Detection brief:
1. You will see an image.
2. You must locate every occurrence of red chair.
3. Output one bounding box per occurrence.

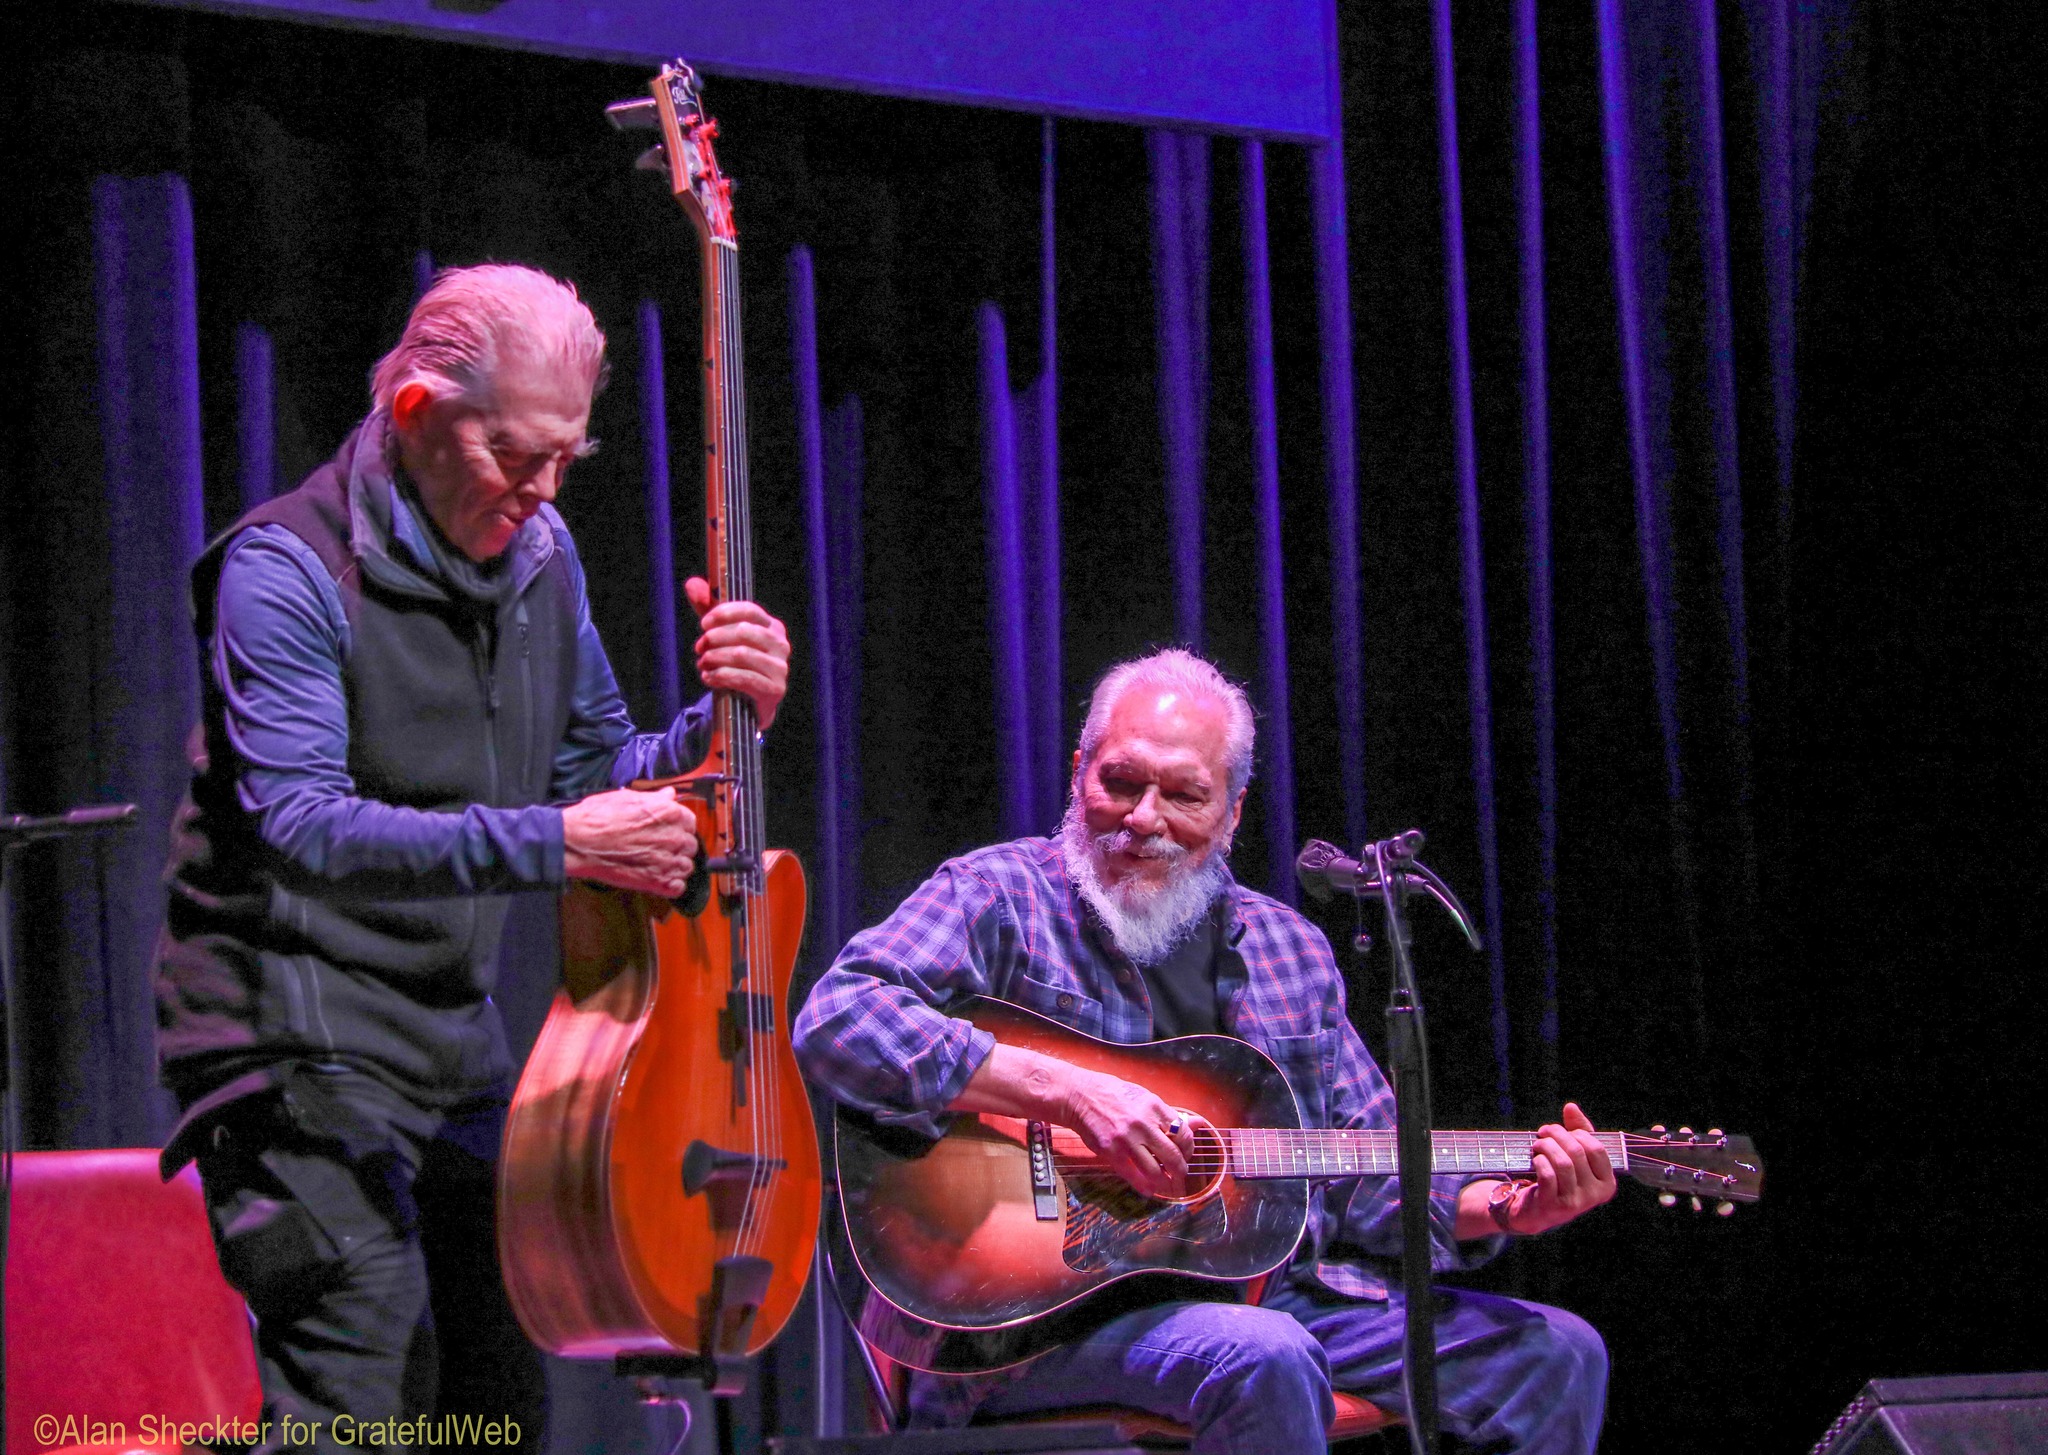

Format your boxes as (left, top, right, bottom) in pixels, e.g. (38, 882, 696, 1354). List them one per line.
(4, 1149, 263, 1455)
(769, 1246, 1398, 1454)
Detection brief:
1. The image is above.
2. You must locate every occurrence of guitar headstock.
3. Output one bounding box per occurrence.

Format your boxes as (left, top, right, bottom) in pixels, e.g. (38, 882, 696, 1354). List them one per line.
(1622, 1125, 1764, 1214)
(607, 59, 736, 244)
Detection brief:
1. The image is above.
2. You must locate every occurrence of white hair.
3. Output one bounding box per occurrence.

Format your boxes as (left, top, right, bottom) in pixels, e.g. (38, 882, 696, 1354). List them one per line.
(369, 263, 607, 412)
(1074, 648, 1256, 801)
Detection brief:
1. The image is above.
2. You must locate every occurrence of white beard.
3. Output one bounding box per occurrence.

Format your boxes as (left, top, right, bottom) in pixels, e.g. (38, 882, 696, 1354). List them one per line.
(1059, 795, 1233, 967)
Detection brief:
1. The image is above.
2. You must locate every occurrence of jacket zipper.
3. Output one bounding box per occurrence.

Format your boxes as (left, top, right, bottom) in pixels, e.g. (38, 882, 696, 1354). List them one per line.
(467, 612, 499, 965)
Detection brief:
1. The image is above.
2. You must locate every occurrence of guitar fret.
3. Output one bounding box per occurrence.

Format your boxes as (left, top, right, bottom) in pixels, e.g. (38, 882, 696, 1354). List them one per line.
(1225, 1128, 1629, 1180)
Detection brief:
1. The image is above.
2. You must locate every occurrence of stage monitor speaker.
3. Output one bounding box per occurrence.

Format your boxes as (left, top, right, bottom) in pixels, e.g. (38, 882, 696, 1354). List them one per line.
(1810, 1373, 2048, 1454)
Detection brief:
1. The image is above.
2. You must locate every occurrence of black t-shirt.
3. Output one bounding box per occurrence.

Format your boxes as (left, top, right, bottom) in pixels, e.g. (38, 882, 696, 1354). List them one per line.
(1139, 905, 1224, 1039)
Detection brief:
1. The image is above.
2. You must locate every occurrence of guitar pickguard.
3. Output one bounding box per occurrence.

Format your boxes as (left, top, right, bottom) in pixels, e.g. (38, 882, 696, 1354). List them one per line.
(1061, 1175, 1229, 1273)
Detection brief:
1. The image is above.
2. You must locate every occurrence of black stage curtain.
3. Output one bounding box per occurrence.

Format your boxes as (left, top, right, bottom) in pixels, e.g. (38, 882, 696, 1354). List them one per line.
(1, 3, 2041, 1450)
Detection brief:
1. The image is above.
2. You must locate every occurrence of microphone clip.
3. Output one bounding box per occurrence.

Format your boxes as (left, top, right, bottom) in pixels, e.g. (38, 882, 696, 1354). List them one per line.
(1294, 830, 1483, 952)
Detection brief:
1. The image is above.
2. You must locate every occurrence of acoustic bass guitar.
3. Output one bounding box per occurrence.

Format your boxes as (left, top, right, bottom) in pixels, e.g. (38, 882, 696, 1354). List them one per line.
(498, 61, 818, 1393)
(831, 996, 1763, 1374)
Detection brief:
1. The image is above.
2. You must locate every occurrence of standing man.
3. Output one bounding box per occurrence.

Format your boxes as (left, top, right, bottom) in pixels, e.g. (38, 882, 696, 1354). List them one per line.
(795, 648, 1612, 1454)
(155, 264, 791, 1447)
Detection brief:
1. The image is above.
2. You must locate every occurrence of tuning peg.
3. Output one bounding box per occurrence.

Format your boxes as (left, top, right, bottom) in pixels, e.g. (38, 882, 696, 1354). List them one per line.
(1677, 1126, 1695, 1139)
(1708, 1127, 1723, 1138)
(1650, 1124, 1668, 1139)
(1658, 1192, 1677, 1208)
(1689, 1196, 1703, 1212)
(608, 97, 660, 131)
(636, 145, 668, 173)
(1716, 1201, 1735, 1217)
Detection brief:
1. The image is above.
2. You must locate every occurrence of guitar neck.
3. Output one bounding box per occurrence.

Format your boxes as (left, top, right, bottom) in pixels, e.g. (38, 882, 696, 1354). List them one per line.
(1221, 1128, 1630, 1181)
(691, 135, 766, 888)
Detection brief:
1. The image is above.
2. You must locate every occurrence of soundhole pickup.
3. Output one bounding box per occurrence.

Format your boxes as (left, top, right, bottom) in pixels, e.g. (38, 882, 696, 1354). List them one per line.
(717, 990, 776, 1107)
(717, 990, 776, 1057)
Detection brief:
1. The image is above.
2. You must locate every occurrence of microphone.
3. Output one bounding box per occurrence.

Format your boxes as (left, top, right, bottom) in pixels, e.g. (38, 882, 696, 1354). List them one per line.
(1294, 832, 1425, 903)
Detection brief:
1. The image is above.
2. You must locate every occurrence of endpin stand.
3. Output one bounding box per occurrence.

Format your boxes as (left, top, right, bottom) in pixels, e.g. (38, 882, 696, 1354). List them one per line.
(614, 1256, 772, 1395)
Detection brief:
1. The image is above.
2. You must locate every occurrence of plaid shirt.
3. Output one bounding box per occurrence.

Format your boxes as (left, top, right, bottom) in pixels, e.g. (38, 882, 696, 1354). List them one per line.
(794, 836, 1500, 1303)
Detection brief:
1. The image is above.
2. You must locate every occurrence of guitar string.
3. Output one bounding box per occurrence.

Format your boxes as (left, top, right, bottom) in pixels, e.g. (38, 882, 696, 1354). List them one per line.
(735, 240, 782, 1265)
(722, 238, 782, 1266)
(706, 236, 759, 1262)
(721, 244, 753, 1262)
(1045, 1138, 1735, 1182)
(1043, 1133, 1666, 1168)
(1043, 1158, 1742, 1188)
(721, 242, 772, 1265)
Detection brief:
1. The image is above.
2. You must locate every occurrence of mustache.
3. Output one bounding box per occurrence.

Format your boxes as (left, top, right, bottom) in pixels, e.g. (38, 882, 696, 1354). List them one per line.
(1094, 829, 1189, 863)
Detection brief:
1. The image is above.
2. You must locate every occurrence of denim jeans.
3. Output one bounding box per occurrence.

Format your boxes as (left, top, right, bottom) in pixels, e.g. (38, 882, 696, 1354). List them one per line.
(969, 1282, 1607, 1455)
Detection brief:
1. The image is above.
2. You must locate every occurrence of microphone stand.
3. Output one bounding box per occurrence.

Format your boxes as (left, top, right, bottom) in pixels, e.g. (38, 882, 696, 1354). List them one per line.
(0, 803, 140, 1442)
(1334, 830, 1482, 1455)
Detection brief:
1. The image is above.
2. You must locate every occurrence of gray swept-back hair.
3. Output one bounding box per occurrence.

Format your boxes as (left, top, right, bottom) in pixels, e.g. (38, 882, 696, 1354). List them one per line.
(1074, 648, 1256, 801)
(369, 263, 607, 412)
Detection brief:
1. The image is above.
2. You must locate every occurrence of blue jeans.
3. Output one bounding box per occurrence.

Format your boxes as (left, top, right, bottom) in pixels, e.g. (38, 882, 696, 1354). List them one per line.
(968, 1283, 1606, 1455)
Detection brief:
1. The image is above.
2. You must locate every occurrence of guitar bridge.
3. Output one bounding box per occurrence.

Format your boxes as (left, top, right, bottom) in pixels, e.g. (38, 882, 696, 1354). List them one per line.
(1027, 1121, 1060, 1221)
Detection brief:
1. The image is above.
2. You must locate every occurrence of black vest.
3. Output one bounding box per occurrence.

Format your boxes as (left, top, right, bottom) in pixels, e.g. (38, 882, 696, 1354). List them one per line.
(155, 428, 580, 1105)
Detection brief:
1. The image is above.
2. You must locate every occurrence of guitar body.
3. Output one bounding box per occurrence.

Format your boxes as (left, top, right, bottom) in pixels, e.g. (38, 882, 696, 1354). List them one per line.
(500, 857, 819, 1359)
(833, 998, 1307, 1374)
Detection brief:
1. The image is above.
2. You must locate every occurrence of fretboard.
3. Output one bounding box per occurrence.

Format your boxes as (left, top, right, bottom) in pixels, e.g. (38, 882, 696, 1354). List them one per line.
(1220, 1128, 1630, 1180)
(704, 221, 766, 889)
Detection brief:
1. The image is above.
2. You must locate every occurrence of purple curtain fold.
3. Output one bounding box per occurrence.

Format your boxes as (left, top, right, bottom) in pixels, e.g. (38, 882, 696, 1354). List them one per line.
(1596, 0, 1738, 1056)
(789, 252, 837, 955)
(234, 321, 277, 513)
(1148, 130, 1211, 651)
(984, 126, 1066, 842)
(1031, 118, 1066, 828)
(979, 302, 1037, 840)
(636, 299, 683, 725)
(786, 244, 858, 1438)
(1240, 142, 1297, 909)
(790, 247, 866, 956)
(1511, 0, 1559, 1104)
(823, 396, 866, 897)
(26, 174, 211, 1148)
(1312, 138, 1366, 853)
(1431, 0, 1513, 1119)
(1691, 0, 1762, 937)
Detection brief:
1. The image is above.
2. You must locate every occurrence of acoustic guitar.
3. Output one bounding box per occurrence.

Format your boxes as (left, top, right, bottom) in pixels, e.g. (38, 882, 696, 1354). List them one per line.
(831, 996, 1763, 1374)
(497, 61, 819, 1392)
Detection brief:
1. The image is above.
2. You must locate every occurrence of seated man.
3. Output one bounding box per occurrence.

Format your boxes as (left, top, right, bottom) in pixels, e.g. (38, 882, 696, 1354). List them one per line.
(794, 648, 1612, 1455)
